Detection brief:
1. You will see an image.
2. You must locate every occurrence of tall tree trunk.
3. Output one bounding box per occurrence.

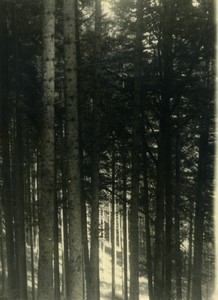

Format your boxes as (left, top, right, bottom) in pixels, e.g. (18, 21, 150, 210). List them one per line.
(60, 122, 69, 299)
(154, 1, 173, 299)
(122, 151, 128, 300)
(63, 0, 84, 298)
(129, 0, 143, 299)
(174, 124, 182, 300)
(187, 203, 193, 300)
(13, 4, 27, 297)
(54, 144, 60, 300)
(90, 0, 102, 299)
(37, 0, 55, 298)
(142, 148, 154, 300)
(0, 197, 6, 296)
(164, 135, 173, 300)
(0, 4, 17, 298)
(111, 146, 116, 300)
(192, 116, 209, 300)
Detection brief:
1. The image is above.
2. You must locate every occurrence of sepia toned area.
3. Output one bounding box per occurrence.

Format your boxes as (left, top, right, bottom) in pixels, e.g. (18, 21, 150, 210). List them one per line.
(0, 0, 216, 299)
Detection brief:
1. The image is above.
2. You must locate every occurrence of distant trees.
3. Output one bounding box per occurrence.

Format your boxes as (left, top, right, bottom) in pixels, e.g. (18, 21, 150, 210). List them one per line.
(0, 0, 215, 300)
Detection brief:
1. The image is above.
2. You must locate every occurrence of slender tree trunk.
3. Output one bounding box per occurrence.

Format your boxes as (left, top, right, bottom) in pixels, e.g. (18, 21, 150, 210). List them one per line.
(122, 151, 128, 300)
(14, 20, 28, 300)
(26, 137, 36, 300)
(187, 204, 193, 300)
(37, 0, 55, 298)
(0, 198, 6, 296)
(60, 122, 69, 299)
(90, 0, 102, 299)
(63, 0, 84, 298)
(154, 1, 173, 299)
(129, 0, 143, 299)
(192, 116, 209, 300)
(54, 145, 60, 300)
(0, 4, 17, 298)
(142, 149, 154, 300)
(174, 125, 182, 300)
(111, 146, 116, 300)
(164, 135, 173, 300)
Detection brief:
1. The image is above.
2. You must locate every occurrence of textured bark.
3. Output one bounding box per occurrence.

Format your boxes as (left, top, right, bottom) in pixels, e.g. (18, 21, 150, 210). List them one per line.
(37, 0, 55, 298)
(63, 0, 84, 298)
(90, 0, 101, 299)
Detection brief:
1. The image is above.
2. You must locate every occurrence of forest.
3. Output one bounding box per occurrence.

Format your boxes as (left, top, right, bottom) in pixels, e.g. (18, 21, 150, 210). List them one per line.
(0, 0, 216, 299)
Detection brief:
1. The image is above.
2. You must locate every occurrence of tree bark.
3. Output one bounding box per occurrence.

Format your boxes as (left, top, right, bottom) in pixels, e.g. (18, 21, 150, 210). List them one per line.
(90, 0, 102, 299)
(63, 0, 84, 298)
(37, 0, 55, 298)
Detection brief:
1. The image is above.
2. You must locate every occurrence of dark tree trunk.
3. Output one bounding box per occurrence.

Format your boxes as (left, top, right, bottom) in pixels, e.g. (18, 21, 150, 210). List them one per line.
(0, 198, 6, 296)
(122, 151, 128, 300)
(164, 135, 173, 300)
(54, 146, 60, 300)
(187, 203, 193, 300)
(154, 1, 173, 299)
(0, 4, 17, 298)
(174, 125, 182, 300)
(90, 0, 101, 299)
(14, 20, 28, 299)
(129, 0, 144, 299)
(111, 145, 116, 300)
(142, 148, 154, 300)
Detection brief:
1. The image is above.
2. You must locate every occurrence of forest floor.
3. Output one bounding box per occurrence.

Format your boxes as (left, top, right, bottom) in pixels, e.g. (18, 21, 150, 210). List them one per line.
(0, 242, 149, 299)
(99, 243, 149, 299)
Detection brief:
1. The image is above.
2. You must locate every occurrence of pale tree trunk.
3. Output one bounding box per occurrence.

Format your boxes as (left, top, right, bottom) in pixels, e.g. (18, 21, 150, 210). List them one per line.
(63, 0, 84, 298)
(37, 0, 55, 298)
(111, 146, 116, 300)
(90, 0, 102, 299)
(129, 0, 143, 299)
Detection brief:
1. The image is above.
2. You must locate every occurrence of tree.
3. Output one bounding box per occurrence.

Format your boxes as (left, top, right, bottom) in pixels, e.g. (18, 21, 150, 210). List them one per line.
(90, 0, 102, 299)
(37, 0, 55, 298)
(63, 0, 84, 299)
